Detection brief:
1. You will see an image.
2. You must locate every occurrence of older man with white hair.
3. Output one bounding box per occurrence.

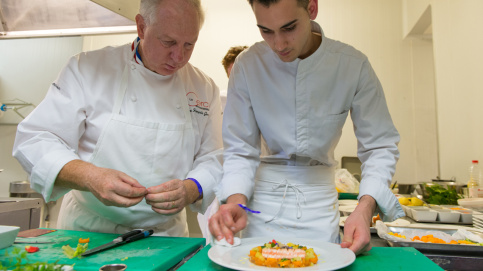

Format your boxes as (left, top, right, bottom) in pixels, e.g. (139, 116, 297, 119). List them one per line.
(13, 0, 223, 236)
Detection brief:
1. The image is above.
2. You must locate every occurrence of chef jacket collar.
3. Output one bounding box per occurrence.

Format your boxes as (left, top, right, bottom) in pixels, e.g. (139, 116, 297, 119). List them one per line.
(131, 37, 144, 66)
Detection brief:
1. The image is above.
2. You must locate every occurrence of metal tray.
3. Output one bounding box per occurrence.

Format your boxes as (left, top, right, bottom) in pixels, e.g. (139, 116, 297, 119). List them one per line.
(384, 226, 483, 255)
(407, 216, 473, 225)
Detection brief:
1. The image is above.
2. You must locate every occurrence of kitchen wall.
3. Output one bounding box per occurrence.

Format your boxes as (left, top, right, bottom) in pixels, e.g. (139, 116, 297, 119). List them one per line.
(0, 0, 481, 229)
(403, 0, 483, 183)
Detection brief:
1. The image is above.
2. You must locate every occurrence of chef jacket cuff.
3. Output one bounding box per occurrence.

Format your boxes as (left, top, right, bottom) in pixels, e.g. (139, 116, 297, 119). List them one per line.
(217, 173, 254, 203)
(358, 179, 405, 221)
(30, 150, 79, 202)
(187, 171, 218, 214)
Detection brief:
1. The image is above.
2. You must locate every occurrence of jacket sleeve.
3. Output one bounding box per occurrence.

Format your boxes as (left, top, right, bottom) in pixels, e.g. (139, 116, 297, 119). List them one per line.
(351, 59, 405, 221)
(12, 56, 86, 202)
(186, 80, 224, 214)
(216, 60, 262, 203)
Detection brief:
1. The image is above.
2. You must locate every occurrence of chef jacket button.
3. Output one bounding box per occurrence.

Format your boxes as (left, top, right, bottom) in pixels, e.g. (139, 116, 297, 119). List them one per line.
(131, 64, 136, 70)
(176, 104, 181, 109)
(131, 96, 137, 102)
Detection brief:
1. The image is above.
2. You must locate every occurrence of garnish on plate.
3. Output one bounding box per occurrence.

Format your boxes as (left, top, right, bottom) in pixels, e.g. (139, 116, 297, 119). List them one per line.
(249, 240, 318, 268)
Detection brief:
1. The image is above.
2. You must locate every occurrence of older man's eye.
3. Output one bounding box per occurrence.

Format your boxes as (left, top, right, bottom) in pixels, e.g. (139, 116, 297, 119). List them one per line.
(162, 40, 176, 47)
(185, 43, 194, 50)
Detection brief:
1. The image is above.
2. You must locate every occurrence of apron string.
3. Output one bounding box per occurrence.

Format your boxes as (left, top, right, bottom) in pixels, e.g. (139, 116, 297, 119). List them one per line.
(263, 179, 307, 223)
(113, 64, 130, 114)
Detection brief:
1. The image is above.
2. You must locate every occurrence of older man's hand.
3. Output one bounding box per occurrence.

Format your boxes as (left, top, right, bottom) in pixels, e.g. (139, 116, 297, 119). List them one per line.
(57, 160, 147, 207)
(146, 179, 199, 215)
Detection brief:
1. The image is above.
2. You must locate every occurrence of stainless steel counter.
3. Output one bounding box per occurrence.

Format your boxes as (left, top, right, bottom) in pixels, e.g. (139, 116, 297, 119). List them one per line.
(0, 197, 42, 231)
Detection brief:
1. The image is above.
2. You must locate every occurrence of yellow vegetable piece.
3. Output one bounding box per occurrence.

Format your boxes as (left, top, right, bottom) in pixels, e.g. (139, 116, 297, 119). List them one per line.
(398, 197, 410, 206)
(79, 237, 90, 243)
(411, 197, 424, 206)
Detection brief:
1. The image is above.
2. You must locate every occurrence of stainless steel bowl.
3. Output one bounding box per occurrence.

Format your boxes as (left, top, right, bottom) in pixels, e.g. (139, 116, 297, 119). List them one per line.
(417, 181, 466, 201)
(397, 184, 415, 194)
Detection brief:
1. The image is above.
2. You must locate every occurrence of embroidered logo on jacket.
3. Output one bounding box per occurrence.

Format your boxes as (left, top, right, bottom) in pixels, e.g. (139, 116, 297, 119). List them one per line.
(186, 92, 210, 116)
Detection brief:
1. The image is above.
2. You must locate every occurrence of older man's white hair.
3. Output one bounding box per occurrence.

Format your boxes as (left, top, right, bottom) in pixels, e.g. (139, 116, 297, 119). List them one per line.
(139, 0, 205, 28)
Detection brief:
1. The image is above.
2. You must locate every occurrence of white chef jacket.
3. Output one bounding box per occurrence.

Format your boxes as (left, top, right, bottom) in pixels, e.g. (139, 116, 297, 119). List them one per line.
(13, 38, 223, 214)
(219, 21, 404, 220)
(220, 89, 227, 111)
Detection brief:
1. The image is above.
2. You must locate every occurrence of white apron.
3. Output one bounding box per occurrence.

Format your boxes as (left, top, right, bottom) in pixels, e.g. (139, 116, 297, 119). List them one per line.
(243, 163, 340, 243)
(58, 55, 195, 236)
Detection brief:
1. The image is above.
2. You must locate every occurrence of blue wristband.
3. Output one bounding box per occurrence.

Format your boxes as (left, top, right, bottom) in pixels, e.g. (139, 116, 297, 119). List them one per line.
(238, 204, 261, 214)
(186, 178, 202, 203)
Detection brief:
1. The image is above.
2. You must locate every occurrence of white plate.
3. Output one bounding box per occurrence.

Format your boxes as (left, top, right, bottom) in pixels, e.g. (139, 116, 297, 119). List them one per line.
(384, 218, 411, 227)
(339, 217, 410, 232)
(208, 237, 355, 271)
(338, 200, 359, 206)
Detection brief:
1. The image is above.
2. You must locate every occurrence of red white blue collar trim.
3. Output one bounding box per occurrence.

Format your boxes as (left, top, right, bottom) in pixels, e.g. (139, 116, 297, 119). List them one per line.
(131, 37, 143, 65)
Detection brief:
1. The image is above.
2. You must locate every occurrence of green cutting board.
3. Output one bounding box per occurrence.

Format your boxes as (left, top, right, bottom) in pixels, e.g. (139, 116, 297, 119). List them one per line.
(178, 245, 444, 271)
(0, 229, 205, 271)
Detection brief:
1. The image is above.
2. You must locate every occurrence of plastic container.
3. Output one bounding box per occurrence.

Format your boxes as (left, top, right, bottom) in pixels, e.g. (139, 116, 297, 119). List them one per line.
(0, 225, 20, 250)
(410, 207, 438, 222)
(436, 209, 461, 223)
(458, 198, 483, 211)
(468, 160, 481, 198)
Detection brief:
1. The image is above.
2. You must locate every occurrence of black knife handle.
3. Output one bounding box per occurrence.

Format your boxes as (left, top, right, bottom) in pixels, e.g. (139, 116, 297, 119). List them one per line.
(119, 229, 142, 241)
(125, 230, 154, 243)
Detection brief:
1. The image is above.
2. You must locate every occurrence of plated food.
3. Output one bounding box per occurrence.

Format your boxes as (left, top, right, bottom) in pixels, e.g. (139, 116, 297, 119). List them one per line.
(208, 237, 355, 271)
(249, 239, 318, 268)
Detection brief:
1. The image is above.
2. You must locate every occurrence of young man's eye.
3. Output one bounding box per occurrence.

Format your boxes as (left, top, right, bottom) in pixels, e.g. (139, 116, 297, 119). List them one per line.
(283, 25, 296, 31)
(261, 29, 273, 34)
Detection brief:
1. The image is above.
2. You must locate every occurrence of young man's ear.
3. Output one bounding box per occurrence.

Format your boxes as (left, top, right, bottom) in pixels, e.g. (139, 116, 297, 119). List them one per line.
(307, 0, 319, 20)
(135, 14, 146, 39)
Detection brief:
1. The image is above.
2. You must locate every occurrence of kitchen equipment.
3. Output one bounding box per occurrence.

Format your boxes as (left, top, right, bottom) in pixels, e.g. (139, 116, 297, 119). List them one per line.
(383, 226, 483, 256)
(0, 197, 42, 231)
(0, 225, 20, 250)
(402, 205, 472, 225)
(82, 229, 153, 257)
(429, 178, 466, 194)
(397, 184, 415, 194)
(418, 182, 465, 203)
(0, 229, 206, 270)
(9, 181, 43, 199)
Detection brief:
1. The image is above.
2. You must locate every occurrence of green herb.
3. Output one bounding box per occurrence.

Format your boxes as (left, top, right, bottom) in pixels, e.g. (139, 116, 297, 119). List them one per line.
(424, 184, 462, 205)
(62, 243, 88, 259)
(0, 247, 68, 271)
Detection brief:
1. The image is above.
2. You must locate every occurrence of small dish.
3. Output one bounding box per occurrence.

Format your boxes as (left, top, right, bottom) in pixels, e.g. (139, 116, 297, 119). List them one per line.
(457, 211, 473, 224)
(436, 209, 461, 223)
(410, 208, 438, 222)
(0, 225, 20, 250)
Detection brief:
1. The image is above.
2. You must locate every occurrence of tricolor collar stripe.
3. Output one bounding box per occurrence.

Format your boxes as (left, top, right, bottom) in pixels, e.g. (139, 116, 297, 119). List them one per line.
(132, 37, 143, 65)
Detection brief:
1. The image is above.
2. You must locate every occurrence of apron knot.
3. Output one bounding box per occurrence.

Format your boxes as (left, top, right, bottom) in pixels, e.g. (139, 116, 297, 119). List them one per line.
(265, 179, 307, 223)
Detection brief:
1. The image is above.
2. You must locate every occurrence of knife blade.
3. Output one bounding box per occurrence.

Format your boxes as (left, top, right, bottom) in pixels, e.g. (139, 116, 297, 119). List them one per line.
(14, 240, 57, 244)
(82, 229, 153, 257)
